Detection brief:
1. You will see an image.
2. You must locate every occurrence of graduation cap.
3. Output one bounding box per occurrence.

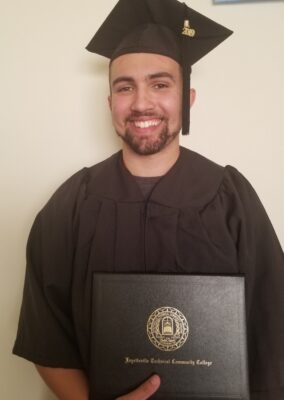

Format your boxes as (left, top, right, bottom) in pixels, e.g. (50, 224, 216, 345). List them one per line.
(86, 0, 233, 135)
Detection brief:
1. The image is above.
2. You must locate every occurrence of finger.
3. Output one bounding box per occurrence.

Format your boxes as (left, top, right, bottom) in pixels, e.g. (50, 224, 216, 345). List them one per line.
(116, 374, 161, 400)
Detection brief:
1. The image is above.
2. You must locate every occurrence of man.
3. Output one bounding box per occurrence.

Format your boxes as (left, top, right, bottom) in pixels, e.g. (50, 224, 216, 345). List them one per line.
(13, 0, 284, 399)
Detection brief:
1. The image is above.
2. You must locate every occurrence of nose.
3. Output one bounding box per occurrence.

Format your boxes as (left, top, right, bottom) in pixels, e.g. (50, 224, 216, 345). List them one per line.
(130, 87, 154, 113)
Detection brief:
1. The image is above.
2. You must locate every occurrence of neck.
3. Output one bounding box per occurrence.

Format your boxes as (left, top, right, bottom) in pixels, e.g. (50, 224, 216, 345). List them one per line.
(122, 139, 180, 177)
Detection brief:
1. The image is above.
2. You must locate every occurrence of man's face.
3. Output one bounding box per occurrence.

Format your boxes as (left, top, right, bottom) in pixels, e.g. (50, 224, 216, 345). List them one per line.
(108, 53, 183, 156)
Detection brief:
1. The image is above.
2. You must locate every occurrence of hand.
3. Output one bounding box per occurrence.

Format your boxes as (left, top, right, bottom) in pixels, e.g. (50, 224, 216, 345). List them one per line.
(116, 375, 161, 400)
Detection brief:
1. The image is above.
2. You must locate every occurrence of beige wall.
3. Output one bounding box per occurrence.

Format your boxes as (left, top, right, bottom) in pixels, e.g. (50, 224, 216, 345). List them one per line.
(1, 0, 283, 398)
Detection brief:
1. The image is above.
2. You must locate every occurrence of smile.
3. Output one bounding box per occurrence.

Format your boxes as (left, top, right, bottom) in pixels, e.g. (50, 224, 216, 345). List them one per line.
(133, 119, 162, 129)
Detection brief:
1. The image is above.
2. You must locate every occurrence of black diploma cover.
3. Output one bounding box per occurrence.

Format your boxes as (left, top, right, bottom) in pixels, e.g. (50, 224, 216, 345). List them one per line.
(90, 274, 250, 400)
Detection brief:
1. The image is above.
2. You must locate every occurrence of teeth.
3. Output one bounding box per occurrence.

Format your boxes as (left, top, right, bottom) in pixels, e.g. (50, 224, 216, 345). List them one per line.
(134, 120, 161, 129)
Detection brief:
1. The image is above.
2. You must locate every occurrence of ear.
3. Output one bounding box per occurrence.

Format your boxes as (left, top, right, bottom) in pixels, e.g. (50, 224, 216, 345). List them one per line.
(108, 95, 112, 111)
(189, 88, 196, 108)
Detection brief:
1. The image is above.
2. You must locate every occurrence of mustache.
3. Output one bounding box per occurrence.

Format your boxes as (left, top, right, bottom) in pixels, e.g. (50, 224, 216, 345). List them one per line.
(126, 112, 163, 121)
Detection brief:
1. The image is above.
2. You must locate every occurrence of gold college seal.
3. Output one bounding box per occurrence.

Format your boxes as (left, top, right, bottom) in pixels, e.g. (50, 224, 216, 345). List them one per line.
(147, 307, 189, 351)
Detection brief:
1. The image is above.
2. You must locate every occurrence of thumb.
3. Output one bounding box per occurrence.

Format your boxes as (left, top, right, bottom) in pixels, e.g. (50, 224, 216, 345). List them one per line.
(116, 375, 161, 400)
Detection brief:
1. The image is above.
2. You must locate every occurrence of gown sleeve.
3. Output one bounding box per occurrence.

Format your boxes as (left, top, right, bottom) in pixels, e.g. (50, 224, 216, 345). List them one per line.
(13, 169, 88, 368)
(220, 166, 284, 400)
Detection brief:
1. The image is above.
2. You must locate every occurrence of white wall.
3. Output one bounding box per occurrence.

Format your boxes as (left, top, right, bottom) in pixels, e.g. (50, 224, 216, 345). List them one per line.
(1, 0, 283, 398)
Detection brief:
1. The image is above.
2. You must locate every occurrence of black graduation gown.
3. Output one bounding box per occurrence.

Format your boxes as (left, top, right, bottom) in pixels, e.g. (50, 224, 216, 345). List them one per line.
(13, 147, 284, 399)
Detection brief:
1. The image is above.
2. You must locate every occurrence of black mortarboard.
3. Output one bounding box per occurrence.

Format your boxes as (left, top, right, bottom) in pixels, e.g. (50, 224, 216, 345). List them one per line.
(86, 0, 233, 135)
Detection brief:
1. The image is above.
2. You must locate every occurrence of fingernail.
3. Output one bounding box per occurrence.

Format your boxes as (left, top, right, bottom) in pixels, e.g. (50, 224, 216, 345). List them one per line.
(150, 374, 160, 386)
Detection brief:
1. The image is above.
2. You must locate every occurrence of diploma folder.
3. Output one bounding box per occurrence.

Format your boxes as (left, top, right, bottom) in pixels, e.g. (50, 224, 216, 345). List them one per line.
(90, 274, 250, 400)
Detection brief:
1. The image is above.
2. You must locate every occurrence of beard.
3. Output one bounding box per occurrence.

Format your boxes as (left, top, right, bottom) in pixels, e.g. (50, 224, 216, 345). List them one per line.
(116, 118, 180, 156)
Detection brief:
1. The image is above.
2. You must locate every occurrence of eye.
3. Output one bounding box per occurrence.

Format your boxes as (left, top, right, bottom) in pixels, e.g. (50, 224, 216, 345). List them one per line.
(153, 82, 170, 90)
(115, 85, 134, 93)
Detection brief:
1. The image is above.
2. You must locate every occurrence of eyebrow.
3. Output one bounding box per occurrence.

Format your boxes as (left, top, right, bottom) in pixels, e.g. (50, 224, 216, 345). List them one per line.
(148, 72, 176, 81)
(111, 76, 135, 88)
(111, 71, 176, 88)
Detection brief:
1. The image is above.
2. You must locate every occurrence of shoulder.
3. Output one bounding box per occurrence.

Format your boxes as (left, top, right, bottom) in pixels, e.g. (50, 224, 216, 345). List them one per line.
(181, 148, 256, 199)
(87, 151, 120, 179)
(221, 165, 262, 209)
(30, 152, 121, 232)
(28, 153, 121, 257)
(178, 147, 262, 210)
(180, 147, 223, 174)
(40, 151, 121, 213)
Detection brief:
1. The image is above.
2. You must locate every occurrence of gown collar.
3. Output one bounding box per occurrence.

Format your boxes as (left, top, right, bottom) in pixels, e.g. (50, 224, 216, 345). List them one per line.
(86, 146, 225, 208)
